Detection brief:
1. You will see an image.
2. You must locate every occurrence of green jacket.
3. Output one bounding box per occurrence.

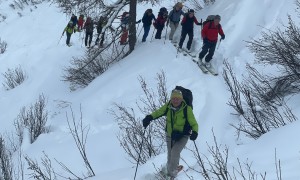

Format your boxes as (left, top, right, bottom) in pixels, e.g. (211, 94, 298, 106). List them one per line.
(151, 101, 198, 137)
(64, 25, 77, 34)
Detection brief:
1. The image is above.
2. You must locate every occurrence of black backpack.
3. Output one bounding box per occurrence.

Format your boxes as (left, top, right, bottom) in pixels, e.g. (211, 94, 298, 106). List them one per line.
(175, 86, 193, 109)
(163, 86, 193, 135)
(203, 15, 220, 30)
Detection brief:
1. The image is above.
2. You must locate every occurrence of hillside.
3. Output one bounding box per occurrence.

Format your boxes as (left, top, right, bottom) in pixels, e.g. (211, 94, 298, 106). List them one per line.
(0, 0, 299, 179)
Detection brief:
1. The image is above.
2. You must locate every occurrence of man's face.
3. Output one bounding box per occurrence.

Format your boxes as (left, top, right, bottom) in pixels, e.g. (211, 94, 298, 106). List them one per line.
(171, 97, 183, 108)
(189, 13, 194, 18)
(214, 18, 220, 25)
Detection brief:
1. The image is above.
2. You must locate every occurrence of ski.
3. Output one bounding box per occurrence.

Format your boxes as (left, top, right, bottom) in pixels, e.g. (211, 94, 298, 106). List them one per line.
(192, 58, 209, 74)
(205, 65, 218, 76)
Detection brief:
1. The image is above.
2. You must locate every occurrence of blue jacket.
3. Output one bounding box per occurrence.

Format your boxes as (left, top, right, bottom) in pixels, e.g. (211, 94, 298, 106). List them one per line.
(142, 13, 156, 27)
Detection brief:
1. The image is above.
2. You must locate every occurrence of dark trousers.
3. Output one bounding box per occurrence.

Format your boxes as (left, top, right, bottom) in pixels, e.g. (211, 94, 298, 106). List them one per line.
(66, 32, 71, 45)
(155, 26, 164, 39)
(96, 32, 105, 46)
(178, 29, 193, 50)
(85, 31, 93, 47)
(199, 40, 217, 62)
(142, 25, 151, 42)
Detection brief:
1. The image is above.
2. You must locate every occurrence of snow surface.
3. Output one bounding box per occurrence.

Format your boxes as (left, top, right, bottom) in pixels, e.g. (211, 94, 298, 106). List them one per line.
(0, 0, 300, 179)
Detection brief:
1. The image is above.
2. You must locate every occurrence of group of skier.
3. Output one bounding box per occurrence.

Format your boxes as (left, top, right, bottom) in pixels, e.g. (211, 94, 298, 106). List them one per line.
(62, 14, 108, 47)
(61, 4, 225, 179)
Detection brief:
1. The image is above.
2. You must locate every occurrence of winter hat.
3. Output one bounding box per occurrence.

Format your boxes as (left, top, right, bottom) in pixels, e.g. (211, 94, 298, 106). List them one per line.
(147, 9, 153, 13)
(176, 2, 183, 8)
(188, 9, 195, 13)
(214, 15, 221, 20)
(171, 89, 183, 100)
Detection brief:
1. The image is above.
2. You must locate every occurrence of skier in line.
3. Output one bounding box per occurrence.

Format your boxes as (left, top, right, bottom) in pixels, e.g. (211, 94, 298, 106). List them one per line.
(141, 9, 156, 42)
(154, 7, 168, 39)
(120, 12, 141, 45)
(95, 16, 107, 47)
(62, 21, 77, 46)
(77, 14, 85, 32)
(70, 14, 78, 28)
(178, 9, 202, 53)
(142, 89, 198, 180)
(83, 17, 94, 47)
(167, 2, 185, 42)
(198, 15, 225, 68)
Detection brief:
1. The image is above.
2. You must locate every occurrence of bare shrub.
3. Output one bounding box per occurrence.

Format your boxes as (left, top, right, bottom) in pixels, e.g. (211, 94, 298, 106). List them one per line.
(0, 38, 7, 54)
(2, 66, 27, 90)
(15, 94, 49, 144)
(0, 135, 13, 180)
(110, 70, 169, 164)
(54, 106, 95, 179)
(223, 60, 297, 139)
(182, 130, 285, 180)
(24, 152, 56, 180)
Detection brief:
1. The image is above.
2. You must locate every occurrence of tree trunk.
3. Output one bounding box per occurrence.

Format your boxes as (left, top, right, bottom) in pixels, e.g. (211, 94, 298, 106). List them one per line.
(128, 0, 137, 53)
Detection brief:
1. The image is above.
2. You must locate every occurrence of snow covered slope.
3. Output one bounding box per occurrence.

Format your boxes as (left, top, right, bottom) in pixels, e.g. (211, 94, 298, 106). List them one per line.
(0, 0, 299, 179)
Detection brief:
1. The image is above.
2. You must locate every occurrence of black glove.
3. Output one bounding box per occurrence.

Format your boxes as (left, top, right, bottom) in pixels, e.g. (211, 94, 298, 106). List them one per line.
(137, 19, 141, 23)
(221, 34, 225, 40)
(142, 115, 153, 129)
(203, 38, 208, 44)
(190, 131, 198, 141)
(197, 22, 202, 26)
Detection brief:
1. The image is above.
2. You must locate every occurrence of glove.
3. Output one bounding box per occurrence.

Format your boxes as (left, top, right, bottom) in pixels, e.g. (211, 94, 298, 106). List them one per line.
(221, 34, 225, 40)
(142, 115, 153, 129)
(203, 38, 208, 44)
(190, 131, 198, 141)
(137, 19, 141, 23)
(197, 22, 202, 26)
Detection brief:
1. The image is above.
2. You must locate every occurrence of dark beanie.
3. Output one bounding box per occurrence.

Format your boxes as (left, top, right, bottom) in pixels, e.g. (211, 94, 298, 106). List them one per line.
(189, 9, 194, 13)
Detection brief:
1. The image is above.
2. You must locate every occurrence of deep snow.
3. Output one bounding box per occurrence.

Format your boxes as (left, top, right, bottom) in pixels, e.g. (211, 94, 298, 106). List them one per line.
(0, 0, 300, 179)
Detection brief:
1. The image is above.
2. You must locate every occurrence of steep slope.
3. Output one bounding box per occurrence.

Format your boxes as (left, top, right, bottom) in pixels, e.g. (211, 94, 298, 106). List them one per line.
(0, 0, 299, 179)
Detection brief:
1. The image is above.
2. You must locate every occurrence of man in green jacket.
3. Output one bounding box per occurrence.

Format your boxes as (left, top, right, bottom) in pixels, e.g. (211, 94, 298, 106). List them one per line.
(62, 21, 77, 46)
(143, 89, 198, 179)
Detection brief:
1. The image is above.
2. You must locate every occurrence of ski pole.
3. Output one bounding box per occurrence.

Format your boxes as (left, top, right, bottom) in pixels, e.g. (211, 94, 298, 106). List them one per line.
(217, 39, 222, 49)
(164, 25, 168, 44)
(133, 129, 146, 180)
(150, 28, 156, 42)
(193, 141, 201, 161)
(137, 25, 143, 39)
(58, 33, 63, 45)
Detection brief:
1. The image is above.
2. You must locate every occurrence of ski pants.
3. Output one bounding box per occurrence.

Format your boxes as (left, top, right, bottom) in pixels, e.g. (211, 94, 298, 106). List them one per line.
(66, 32, 71, 45)
(166, 135, 188, 178)
(96, 32, 105, 46)
(199, 40, 217, 62)
(178, 29, 193, 50)
(169, 21, 179, 40)
(142, 25, 151, 42)
(155, 26, 164, 39)
(85, 31, 93, 47)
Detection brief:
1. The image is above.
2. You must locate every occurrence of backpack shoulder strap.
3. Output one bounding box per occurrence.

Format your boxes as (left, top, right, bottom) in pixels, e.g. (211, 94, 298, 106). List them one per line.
(183, 105, 188, 120)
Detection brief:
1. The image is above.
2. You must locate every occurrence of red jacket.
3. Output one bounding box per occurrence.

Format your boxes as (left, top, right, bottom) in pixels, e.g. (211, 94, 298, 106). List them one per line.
(78, 17, 84, 27)
(201, 22, 224, 43)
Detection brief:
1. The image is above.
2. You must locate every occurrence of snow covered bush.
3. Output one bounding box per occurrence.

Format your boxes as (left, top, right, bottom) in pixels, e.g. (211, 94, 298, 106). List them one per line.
(0, 38, 7, 54)
(2, 66, 27, 90)
(15, 94, 49, 144)
(111, 71, 168, 164)
(223, 61, 297, 139)
(223, 6, 300, 139)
